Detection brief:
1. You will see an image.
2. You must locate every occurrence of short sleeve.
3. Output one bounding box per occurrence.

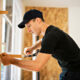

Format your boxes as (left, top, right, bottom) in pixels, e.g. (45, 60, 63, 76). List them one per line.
(40, 31, 60, 54)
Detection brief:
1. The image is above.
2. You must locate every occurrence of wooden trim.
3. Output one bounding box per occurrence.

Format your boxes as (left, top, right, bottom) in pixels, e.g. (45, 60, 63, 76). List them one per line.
(0, 54, 22, 58)
(0, 11, 8, 14)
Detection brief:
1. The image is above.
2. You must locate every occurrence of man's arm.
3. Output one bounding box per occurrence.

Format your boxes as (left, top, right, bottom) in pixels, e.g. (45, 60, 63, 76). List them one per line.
(11, 53, 51, 72)
(1, 52, 51, 72)
(24, 39, 42, 54)
(31, 39, 42, 50)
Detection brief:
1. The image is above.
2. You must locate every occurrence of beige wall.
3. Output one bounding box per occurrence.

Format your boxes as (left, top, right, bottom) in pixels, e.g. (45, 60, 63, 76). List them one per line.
(22, 7, 68, 80)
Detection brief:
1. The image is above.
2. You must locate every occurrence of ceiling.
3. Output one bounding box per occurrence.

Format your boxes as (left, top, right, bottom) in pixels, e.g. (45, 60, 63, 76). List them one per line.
(23, 0, 80, 8)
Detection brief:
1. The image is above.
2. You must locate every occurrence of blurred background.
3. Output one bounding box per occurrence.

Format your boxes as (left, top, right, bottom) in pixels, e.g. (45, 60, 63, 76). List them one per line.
(0, 0, 80, 80)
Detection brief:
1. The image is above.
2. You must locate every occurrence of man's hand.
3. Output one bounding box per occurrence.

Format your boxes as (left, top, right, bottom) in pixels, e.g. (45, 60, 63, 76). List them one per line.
(24, 47, 33, 55)
(1, 52, 13, 66)
(24, 39, 42, 55)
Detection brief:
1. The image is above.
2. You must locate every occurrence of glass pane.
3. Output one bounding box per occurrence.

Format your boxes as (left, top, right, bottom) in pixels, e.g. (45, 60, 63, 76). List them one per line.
(5, 20, 12, 52)
(6, 0, 13, 22)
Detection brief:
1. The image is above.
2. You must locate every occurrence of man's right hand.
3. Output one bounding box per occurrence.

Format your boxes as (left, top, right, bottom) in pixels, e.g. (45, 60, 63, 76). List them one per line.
(24, 47, 33, 55)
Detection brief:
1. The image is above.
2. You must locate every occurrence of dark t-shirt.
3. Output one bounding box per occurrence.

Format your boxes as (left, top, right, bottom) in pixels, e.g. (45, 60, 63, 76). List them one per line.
(40, 25, 80, 71)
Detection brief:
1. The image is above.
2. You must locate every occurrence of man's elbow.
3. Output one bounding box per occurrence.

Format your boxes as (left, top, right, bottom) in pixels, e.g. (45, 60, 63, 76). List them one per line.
(35, 65, 43, 72)
(35, 68, 40, 72)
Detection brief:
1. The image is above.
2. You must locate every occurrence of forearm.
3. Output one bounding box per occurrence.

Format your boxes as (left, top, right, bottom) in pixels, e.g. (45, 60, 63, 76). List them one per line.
(31, 39, 42, 50)
(11, 58, 40, 72)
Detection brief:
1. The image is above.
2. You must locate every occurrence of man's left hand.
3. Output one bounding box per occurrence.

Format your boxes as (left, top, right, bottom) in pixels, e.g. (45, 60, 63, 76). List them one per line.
(1, 52, 13, 66)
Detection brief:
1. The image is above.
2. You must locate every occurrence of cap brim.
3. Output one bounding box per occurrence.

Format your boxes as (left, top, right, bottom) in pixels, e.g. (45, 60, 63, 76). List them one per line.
(18, 20, 28, 28)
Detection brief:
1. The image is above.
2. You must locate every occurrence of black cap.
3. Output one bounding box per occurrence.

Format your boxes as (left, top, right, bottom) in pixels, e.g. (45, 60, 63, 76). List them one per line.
(18, 9, 44, 28)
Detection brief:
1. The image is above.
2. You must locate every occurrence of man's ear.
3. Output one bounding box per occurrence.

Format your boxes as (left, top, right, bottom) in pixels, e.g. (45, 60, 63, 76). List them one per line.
(36, 18, 41, 24)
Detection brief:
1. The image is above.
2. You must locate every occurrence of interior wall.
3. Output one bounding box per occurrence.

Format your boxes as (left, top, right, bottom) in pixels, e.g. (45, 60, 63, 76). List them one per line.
(21, 27, 32, 80)
(0, 11, 2, 80)
(0, 0, 3, 79)
(0, 1, 2, 53)
(22, 7, 68, 80)
(68, 7, 80, 47)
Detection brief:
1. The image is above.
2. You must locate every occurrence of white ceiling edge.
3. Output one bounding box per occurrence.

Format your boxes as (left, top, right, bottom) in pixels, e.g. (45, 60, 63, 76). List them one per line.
(24, 5, 80, 8)
(23, 0, 80, 8)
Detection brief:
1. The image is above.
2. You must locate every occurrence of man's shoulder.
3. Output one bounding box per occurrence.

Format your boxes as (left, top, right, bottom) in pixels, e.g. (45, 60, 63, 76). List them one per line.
(44, 25, 64, 39)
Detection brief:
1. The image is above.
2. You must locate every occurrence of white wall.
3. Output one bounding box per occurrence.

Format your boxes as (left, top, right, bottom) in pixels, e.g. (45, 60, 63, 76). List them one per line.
(23, 0, 80, 8)
(68, 7, 80, 47)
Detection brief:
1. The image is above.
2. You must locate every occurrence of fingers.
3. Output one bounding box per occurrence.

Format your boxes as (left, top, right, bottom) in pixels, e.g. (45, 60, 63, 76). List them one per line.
(24, 48, 28, 54)
(1, 52, 7, 57)
(0, 52, 11, 66)
(24, 47, 32, 54)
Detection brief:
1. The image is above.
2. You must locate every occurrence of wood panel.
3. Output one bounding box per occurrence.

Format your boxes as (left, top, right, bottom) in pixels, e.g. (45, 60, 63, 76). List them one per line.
(22, 7, 68, 80)
(21, 25, 32, 80)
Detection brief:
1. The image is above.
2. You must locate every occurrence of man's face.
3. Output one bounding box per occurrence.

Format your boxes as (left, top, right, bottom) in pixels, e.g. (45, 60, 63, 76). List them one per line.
(25, 18, 41, 36)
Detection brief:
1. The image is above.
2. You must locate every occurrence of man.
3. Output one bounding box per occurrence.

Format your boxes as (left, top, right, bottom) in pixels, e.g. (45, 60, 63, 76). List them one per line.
(1, 9, 80, 80)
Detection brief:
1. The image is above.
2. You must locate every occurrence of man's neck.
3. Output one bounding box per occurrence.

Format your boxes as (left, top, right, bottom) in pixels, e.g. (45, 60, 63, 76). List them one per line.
(40, 22, 49, 36)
